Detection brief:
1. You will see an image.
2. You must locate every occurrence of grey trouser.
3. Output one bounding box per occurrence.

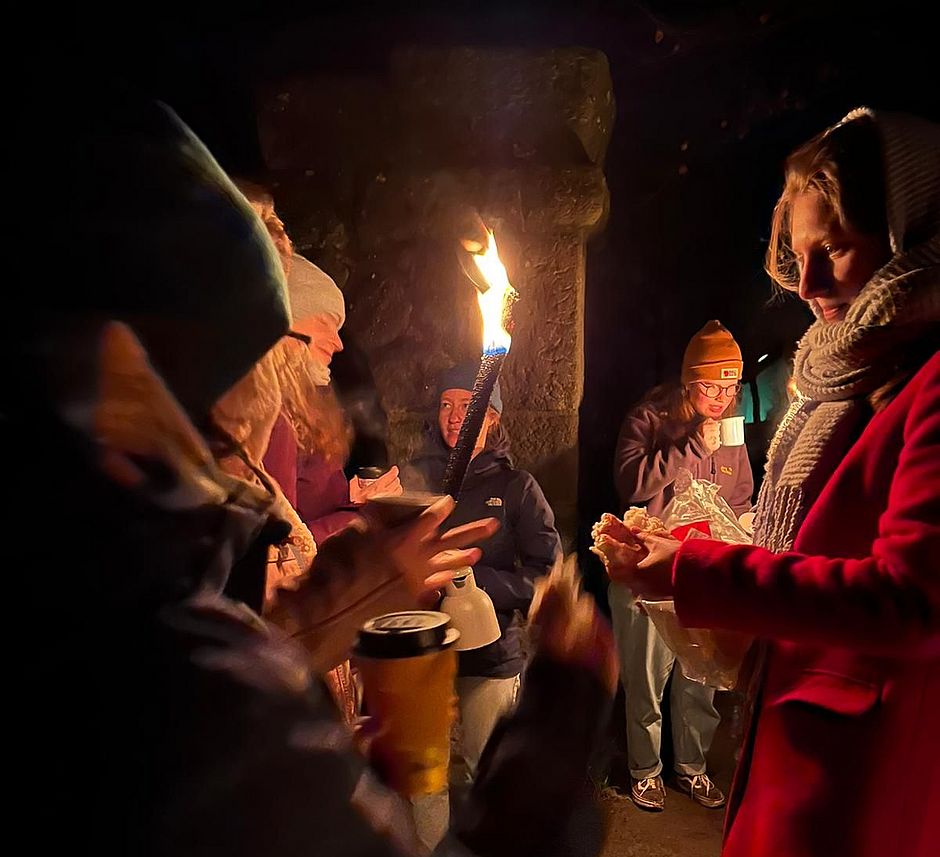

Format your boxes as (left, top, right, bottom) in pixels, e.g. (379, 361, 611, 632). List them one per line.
(609, 583, 720, 780)
(411, 674, 520, 850)
(455, 674, 520, 776)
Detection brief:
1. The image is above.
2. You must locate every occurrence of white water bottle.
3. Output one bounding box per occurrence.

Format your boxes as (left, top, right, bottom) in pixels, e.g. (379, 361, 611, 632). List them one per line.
(440, 568, 501, 651)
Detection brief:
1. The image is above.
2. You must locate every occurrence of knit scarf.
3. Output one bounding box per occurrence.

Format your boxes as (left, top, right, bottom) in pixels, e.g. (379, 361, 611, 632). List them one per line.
(754, 241, 940, 551)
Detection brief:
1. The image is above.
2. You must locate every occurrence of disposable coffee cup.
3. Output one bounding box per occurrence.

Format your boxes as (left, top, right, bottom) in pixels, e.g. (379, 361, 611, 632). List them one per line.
(353, 611, 459, 796)
(719, 415, 745, 447)
(362, 491, 446, 528)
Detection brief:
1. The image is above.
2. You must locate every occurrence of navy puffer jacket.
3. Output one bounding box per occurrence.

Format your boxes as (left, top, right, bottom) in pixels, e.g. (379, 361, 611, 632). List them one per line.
(406, 427, 561, 678)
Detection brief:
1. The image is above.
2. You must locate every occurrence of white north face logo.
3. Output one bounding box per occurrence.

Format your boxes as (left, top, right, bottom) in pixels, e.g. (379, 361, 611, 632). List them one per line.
(485, 497, 503, 507)
(721, 368, 740, 380)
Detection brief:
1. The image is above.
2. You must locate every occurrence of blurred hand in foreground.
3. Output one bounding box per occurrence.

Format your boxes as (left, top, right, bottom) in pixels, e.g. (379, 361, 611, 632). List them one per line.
(530, 555, 618, 694)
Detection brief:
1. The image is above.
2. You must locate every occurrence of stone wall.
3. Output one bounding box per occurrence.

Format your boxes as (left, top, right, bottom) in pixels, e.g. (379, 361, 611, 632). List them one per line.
(258, 47, 612, 546)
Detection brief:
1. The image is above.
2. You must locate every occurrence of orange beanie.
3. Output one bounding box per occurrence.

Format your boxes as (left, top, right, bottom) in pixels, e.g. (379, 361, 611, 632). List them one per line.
(681, 320, 743, 383)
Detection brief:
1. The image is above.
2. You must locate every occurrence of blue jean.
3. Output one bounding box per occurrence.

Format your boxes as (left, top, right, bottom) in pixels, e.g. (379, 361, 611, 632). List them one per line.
(609, 583, 720, 780)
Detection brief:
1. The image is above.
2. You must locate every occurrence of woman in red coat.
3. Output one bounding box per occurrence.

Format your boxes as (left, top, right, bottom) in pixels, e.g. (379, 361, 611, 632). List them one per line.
(598, 108, 940, 856)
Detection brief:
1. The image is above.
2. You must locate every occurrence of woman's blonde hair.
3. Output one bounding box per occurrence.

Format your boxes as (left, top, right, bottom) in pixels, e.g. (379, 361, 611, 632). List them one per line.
(232, 177, 293, 264)
(223, 179, 350, 460)
(271, 338, 350, 461)
(766, 115, 888, 291)
(212, 337, 350, 467)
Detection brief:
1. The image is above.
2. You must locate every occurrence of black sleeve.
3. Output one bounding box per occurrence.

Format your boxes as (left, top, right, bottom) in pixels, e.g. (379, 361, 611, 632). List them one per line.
(452, 656, 612, 857)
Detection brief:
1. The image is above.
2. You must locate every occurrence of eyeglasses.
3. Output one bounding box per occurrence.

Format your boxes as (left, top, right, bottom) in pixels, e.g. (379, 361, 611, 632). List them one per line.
(284, 330, 311, 345)
(691, 381, 741, 399)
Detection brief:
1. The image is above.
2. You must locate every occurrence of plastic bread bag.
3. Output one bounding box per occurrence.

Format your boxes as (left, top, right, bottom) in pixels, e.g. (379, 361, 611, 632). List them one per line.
(661, 469, 751, 545)
(640, 472, 753, 690)
(639, 595, 751, 690)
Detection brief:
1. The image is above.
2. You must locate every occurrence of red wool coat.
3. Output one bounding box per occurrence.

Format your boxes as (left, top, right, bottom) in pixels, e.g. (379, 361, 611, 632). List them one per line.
(674, 351, 940, 857)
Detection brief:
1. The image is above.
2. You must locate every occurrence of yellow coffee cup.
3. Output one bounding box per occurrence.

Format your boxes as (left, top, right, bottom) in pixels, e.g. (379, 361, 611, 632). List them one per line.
(353, 611, 459, 796)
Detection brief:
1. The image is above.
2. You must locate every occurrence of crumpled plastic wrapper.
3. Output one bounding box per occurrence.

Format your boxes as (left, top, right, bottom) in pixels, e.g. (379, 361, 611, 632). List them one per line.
(640, 600, 751, 690)
(640, 469, 753, 690)
(661, 469, 752, 546)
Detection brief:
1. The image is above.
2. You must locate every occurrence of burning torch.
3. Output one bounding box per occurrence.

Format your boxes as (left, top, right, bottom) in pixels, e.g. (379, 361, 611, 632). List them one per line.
(441, 230, 519, 500)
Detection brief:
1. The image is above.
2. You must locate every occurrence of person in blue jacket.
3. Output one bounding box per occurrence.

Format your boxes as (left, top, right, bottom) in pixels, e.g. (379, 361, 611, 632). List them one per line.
(406, 363, 562, 776)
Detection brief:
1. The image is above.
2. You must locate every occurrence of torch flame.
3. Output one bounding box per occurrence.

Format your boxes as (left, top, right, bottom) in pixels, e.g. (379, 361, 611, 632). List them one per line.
(466, 230, 518, 355)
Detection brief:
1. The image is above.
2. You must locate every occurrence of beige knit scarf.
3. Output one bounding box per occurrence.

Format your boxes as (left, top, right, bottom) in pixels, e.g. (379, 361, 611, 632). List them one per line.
(754, 239, 940, 552)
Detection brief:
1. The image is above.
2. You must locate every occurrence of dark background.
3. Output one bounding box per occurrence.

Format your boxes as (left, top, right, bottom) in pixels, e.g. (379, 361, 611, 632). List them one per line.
(48, 0, 938, 597)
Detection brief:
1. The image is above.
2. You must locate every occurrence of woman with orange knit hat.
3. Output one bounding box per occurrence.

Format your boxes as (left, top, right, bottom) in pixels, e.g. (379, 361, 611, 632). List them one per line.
(609, 320, 754, 812)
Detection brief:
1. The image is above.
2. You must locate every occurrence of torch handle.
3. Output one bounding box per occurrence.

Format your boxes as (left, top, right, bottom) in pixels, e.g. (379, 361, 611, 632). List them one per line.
(441, 352, 506, 500)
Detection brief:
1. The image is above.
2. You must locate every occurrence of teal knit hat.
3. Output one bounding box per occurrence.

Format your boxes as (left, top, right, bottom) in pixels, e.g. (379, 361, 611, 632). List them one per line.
(67, 97, 290, 420)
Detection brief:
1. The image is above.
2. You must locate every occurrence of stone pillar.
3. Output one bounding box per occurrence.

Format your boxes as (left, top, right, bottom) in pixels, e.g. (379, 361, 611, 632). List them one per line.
(258, 47, 612, 547)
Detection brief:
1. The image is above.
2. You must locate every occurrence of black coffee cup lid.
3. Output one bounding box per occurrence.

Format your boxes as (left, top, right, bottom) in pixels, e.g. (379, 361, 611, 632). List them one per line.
(357, 466, 388, 480)
(355, 611, 459, 658)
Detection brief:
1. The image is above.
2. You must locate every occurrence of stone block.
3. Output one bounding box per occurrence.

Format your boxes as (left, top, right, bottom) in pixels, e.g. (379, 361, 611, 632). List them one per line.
(387, 411, 430, 472)
(257, 46, 614, 549)
(497, 232, 585, 413)
(257, 76, 389, 172)
(356, 166, 608, 251)
(391, 47, 614, 168)
(502, 409, 580, 548)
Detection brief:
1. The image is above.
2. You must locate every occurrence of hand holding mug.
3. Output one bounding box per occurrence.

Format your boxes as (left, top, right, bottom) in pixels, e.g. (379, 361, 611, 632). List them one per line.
(349, 465, 403, 504)
(700, 418, 721, 454)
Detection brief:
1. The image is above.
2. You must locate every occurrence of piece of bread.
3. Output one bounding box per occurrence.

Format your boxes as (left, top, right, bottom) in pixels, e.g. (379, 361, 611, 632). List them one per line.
(622, 507, 668, 535)
(590, 508, 668, 573)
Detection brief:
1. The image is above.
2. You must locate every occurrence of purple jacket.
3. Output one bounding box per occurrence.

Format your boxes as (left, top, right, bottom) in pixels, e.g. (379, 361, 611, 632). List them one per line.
(296, 453, 359, 546)
(262, 415, 299, 508)
(614, 402, 754, 519)
(263, 416, 359, 545)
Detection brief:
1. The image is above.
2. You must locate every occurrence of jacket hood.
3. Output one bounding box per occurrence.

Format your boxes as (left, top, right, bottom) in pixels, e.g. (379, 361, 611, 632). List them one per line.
(411, 421, 514, 487)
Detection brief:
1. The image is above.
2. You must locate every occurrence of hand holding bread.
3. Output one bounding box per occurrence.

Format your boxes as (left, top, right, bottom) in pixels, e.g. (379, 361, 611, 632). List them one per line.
(590, 508, 670, 584)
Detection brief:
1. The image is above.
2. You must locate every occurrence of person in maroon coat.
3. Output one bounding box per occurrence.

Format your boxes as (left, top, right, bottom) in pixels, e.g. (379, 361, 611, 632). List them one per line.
(231, 182, 402, 719)
(229, 179, 401, 549)
(598, 108, 940, 856)
(264, 252, 402, 545)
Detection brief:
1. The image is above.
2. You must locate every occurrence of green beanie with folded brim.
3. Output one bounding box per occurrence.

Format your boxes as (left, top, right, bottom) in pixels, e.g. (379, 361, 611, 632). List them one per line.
(67, 97, 290, 422)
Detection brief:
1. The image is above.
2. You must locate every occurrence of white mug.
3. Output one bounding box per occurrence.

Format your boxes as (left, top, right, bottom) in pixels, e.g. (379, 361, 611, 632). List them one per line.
(719, 415, 745, 447)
